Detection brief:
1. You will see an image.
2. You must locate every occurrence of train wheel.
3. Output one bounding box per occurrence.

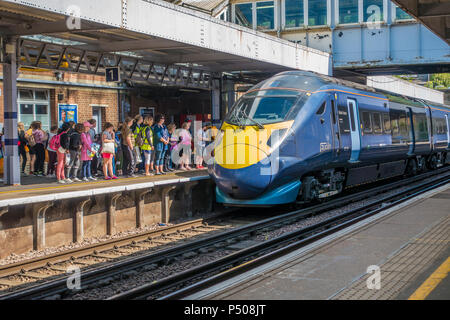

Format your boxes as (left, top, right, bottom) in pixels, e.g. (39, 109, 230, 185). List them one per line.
(427, 154, 438, 170)
(300, 176, 320, 202)
(406, 158, 418, 176)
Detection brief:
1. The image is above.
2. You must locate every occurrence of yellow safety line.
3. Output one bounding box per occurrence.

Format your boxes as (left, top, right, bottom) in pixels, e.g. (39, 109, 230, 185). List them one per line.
(0, 176, 169, 195)
(408, 257, 450, 300)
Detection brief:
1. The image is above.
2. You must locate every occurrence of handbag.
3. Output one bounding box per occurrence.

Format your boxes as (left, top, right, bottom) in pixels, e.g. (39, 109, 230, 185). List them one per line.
(102, 142, 115, 154)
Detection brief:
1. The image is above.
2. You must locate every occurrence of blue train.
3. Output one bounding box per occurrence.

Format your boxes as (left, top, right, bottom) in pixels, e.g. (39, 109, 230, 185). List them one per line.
(208, 71, 450, 206)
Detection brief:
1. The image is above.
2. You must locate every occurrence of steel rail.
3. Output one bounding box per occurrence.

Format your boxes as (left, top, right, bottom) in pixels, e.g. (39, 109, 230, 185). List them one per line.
(2, 167, 449, 300)
(113, 175, 450, 300)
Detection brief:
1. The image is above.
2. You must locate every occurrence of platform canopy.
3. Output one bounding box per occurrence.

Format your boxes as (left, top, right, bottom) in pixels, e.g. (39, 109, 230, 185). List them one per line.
(0, 0, 331, 86)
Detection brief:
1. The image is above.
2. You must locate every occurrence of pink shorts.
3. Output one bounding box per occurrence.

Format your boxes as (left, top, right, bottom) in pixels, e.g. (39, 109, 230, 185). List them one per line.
(102, 153, 112, 159)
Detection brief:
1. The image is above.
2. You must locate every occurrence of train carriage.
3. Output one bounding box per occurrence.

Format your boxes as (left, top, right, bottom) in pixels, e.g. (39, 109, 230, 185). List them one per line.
(209, 71, 450, 207)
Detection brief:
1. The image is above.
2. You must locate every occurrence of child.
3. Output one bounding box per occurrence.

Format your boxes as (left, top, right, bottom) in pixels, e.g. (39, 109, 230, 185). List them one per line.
(81, 122, 96, 181)
(46, 126, 58, 177)
(66, 123, 83, 182)
(56, 123, 71, 184)
(102, 123, 117, 180)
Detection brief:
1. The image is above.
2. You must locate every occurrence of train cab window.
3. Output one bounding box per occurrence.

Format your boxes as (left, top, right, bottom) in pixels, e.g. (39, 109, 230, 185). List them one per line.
(361, 111, 372, 133)
(316, 102, 326, 115)
(338, 105, 350, 133)
(372, 112, 382, 134)
(383, 113, 391, 133)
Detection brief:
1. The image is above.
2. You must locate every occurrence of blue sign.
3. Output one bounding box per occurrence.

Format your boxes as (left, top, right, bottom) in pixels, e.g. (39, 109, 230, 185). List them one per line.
(58, 104, 78, 126)
(106, 67, 120, 82)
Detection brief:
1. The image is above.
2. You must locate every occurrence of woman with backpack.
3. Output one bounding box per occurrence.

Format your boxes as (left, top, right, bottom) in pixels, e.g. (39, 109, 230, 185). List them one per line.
(66, 123, 83, 182)
(17, 122, 28, 174)
(31, 121, 47, 176)
(46, 126, 58, 177)
(140, 116, 154, 176)
(25, 124, 36, 175)
(81, 122, 96, 181)
(55, 123, 71, 184)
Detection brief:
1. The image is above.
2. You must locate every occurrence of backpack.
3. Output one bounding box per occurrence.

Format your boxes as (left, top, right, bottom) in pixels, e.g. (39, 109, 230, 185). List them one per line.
(49, 133, 62, 151)
(27, 132, 36, 147)
(135, 127, 144, 147)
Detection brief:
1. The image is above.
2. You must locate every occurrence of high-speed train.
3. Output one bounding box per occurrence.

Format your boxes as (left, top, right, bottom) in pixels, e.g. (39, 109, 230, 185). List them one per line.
(208, 71, 450, 206)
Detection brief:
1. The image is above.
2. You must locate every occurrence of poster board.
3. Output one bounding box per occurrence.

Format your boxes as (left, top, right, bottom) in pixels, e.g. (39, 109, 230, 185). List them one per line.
(58, 104, 78, 126)
(139, 107, 155, 119)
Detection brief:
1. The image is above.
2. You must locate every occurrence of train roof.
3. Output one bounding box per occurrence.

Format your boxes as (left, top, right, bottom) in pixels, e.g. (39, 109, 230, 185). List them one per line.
(276, 71, 450, 111)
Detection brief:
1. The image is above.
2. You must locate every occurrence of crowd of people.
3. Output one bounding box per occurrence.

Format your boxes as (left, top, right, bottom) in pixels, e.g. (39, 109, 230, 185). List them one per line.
(12, 114, 214, 184)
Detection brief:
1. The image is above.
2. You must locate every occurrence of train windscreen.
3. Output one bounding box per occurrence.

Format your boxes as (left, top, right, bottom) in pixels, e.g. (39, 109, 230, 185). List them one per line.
(225, 93, 307, 126)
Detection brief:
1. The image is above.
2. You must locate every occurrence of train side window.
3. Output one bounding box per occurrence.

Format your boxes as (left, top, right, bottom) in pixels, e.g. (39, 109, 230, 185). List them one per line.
(349, 103, 356, 132)
(316, 102, 326, 115)
(361, 111, 372, 133)
(414, 114, 429, 142)
(372, 112, 382, 134)
(338, 105, 350, 133)
(391, 114, 399, 134)
(383, 113, 391, 133)
(399, 112, 408, 136)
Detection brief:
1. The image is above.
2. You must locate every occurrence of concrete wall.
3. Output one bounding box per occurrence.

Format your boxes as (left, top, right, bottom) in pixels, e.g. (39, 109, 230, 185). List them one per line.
(367, 75, 445, 104)
(0, 179, 214, 259)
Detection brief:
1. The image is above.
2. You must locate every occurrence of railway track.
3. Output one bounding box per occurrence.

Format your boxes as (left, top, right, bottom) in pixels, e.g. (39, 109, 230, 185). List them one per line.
(0, 166, 448, 300)
(109, 169, 450, 300)
(0, 211, 240, 292)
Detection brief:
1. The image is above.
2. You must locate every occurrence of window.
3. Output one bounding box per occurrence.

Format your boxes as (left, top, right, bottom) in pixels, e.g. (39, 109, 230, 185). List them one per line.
(225, 95, 301, 125)
(285, 0, 304, 28)
(395, 5, 413, 21)
(17, 89, 51, 131)
(316, 102, 326, 115)
(338, 105, 350, 133)
(256, 1, 275, 30)
(361, 111, 372, 133)
(34, 90, 48, 101)
(391, 114, 399, 134)
(18, 89, 34, 100)
(372, 112, 382, 134)
(339, 0, 358, 24)
(434, 118, 446, 135)
(308, 0, 327, 26)
(399, 112, 408, 136)
(364, 0, 383, 22)
(414, 114, 429, 142)
(235, 3, 253, 28)
(349, 103, 356, 131)
(383, 113, 391, 133)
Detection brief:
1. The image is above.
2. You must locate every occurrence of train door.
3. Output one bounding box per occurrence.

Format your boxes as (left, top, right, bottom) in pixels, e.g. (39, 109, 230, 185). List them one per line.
(406, 107, 415, 155)
(330, 94, 340, 161)
(446, 114, 450, 148)
(347, 99, 361, 163)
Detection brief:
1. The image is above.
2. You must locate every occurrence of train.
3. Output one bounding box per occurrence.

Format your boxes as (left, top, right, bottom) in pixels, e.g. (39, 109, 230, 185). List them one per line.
(208, 71, 450, 206)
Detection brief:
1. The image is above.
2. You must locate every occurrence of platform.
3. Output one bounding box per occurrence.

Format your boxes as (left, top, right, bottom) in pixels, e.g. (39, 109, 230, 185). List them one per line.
(0, 170, 209, 207)
(0, 170, 213, 259)
(186, 183, 450, 300)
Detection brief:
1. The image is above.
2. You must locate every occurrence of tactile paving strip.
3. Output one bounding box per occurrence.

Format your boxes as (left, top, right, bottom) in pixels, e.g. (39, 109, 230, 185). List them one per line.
(332, 215, 449, 300)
